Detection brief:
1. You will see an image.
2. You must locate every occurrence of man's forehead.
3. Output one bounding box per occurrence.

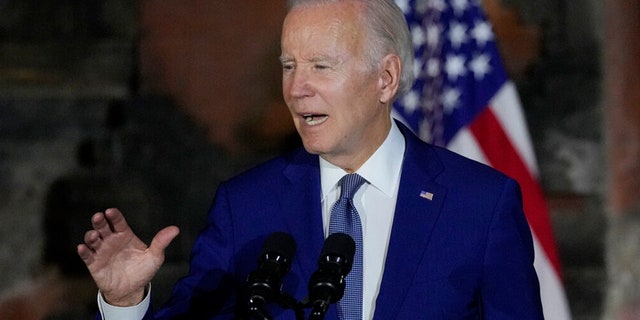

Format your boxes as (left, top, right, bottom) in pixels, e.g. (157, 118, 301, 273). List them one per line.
(283, 1, 364, 29)
(282, 5, 364, 44)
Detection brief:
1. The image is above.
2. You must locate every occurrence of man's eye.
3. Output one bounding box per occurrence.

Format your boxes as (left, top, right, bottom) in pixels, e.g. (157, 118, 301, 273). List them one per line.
(282, 65, 296, 73)
(314, 64, 329, 70)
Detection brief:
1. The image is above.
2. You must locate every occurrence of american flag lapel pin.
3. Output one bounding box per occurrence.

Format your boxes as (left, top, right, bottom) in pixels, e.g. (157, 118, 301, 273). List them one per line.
(419, 190, 434, 201)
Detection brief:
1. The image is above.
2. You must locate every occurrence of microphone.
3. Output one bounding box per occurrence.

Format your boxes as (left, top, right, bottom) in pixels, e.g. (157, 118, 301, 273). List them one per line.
(244, 232, 297, 320)
(306, 232, 356, 320)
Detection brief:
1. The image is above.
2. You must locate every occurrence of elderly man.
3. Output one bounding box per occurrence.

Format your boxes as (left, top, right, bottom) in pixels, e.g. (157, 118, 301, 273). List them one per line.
(78, 0, 543, 319)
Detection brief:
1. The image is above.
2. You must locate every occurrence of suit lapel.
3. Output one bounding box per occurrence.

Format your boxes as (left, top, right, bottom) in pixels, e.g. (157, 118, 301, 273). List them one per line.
(280, 150, 325, 285)
(374, 123, 447, 319)
(277, 150, 344, 319)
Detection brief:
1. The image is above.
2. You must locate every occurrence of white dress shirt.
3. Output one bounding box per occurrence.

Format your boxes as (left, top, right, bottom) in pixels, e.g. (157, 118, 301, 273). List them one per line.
(319, 120, 404, 320)
(98, 120, 406, 319)
(98, 286, 150, 320)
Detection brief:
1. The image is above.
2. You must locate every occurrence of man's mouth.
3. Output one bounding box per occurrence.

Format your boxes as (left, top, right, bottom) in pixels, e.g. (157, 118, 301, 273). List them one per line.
(303, 114, 329, 126)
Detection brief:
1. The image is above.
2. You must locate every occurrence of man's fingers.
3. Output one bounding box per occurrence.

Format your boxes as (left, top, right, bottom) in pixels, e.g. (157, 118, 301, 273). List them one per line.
(83, 230, 102, 251)
(91, 211, 116, 240)
(104, 208, 131, 233)
(77, 244, 95, 265)
(148, 226, 180, 256)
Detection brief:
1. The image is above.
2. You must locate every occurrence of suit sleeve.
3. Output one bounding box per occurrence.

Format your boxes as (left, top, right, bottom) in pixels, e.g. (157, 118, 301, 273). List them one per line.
(480, 178, 544, 319)
(152, 182, 240, 320)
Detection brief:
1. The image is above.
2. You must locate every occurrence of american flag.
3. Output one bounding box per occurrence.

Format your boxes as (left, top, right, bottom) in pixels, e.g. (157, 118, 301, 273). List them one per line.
(392, 0, 572, 318)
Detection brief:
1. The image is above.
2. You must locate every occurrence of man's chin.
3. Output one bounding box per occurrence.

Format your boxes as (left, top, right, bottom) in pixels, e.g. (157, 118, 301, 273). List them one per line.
(302, 145, 322, 155)
(300, 141, 327, 156)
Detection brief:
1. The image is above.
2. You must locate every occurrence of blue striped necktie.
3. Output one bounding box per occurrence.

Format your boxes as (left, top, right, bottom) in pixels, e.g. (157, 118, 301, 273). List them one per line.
(329, 173, 366, 320)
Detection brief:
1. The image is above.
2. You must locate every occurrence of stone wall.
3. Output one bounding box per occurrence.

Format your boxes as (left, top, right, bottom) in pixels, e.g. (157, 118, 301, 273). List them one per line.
(602, 0, 640, 318)
(506, 0, 605, 318)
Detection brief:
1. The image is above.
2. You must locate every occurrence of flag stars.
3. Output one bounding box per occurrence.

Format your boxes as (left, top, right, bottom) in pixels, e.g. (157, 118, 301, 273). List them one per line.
(427, 58, 440, 77)
(414, 0, 430, 15)
(426, 24, 441, 49)
(401, 90, 421, 114)
(445, 54, 466, 80)
(422, 91, 436, 112)
(471, 20, 494, 47)
(448, 21, 468, 49)
(412, 25, 427, 48)
(396, 0, 410, 14)
(428, 0, 447, 12)
(470, 53, 491, 80)
(419, 120, 433, 142)
(451, 0, 470, 16)
(441, 87, 461, 113)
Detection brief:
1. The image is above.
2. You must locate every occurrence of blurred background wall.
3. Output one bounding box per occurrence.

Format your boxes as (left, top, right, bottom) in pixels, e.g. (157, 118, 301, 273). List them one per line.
(0, 0, 636, 319)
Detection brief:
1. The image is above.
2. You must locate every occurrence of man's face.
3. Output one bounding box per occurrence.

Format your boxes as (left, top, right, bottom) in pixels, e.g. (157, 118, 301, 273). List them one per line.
(280, 2, 393, 172)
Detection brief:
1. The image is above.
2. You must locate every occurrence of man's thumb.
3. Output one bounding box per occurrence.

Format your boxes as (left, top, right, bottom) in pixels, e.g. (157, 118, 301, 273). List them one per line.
(149, 226, 180, 255)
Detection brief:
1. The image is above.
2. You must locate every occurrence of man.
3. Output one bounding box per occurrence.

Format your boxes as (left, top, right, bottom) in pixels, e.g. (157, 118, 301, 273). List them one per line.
(77, 0, 544, 319)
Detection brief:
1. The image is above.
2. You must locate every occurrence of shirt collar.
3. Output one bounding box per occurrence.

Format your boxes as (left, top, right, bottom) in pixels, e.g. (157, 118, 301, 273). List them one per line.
(320, 119, 405, 198)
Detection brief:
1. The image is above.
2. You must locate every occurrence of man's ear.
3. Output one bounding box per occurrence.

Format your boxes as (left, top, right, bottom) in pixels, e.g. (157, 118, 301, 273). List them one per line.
(378, 54, 402, 104)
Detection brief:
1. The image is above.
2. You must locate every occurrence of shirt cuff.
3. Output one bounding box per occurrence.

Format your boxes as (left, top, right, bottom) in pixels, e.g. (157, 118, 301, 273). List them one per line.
(97, 285, 151, 320)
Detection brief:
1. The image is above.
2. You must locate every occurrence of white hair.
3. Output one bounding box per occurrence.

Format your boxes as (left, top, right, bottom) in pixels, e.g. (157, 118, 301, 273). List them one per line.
(286, 0, 416, 96)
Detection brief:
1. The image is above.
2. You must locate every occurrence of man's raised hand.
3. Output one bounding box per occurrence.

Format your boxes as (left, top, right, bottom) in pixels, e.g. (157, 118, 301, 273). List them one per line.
(77, 208, 179, 306)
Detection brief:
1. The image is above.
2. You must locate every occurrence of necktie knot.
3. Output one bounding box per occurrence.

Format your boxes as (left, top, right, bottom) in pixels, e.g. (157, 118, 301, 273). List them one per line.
(339, 173, 366, 201)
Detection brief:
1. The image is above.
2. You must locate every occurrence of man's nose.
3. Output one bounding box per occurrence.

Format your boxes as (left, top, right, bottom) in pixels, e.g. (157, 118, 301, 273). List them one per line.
(287, 70, 313, 98)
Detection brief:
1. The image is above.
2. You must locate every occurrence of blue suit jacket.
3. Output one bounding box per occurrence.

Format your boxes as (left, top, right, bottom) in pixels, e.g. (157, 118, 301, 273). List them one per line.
(144, 122, 543, 319)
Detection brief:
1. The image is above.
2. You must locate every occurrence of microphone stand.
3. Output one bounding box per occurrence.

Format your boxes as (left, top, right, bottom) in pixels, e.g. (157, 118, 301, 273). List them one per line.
(247, 295, 272, 320)
(300, 296, 331, 320)
(279, 292, 306, 320)
(246, 291, 306, 320)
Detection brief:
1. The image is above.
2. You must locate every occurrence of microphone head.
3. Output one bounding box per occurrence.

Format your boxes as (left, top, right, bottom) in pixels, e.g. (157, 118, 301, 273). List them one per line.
(261, 231, 297, 259)
(306, 232, 356, 308)
(319, 232, 355, 275)
(244, 232, 296, 318)
(258, 231, 297, 277)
